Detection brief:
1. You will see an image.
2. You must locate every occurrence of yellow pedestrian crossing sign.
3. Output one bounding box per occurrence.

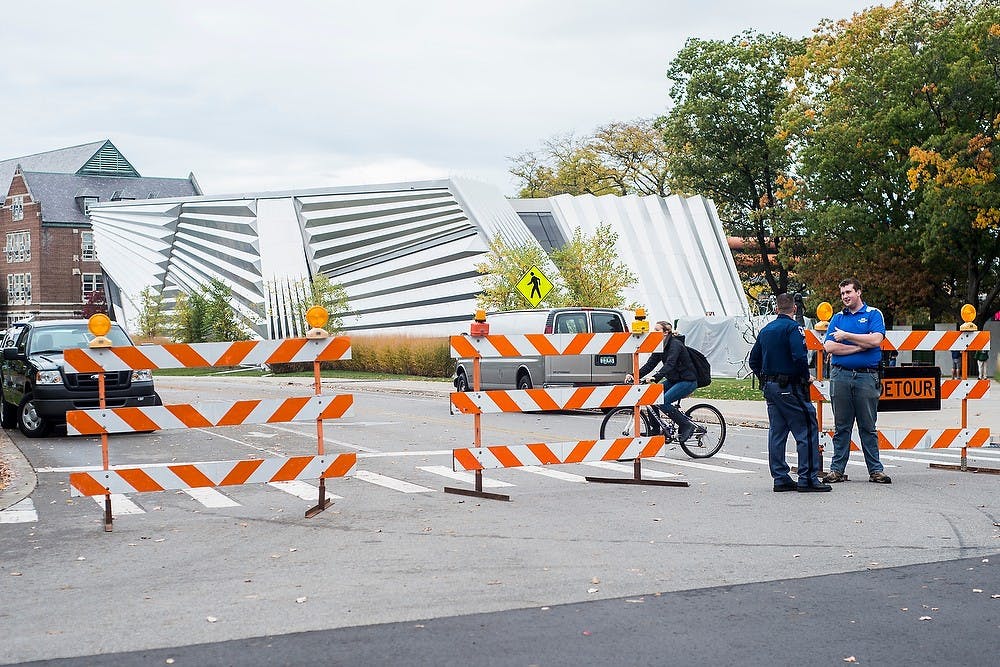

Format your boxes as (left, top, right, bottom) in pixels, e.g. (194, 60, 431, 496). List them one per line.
(515, 266, 553, 307)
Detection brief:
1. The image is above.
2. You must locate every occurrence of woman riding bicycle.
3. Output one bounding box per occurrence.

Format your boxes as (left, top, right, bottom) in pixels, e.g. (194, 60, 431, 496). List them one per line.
(624, 320, 697, 443)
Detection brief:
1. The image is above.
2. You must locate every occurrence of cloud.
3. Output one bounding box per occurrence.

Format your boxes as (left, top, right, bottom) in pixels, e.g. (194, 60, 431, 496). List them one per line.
(1, 0, 881, 197)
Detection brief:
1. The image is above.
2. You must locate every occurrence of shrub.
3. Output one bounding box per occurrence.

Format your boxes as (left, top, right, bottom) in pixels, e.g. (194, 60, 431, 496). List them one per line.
(270, 335, 453, 377)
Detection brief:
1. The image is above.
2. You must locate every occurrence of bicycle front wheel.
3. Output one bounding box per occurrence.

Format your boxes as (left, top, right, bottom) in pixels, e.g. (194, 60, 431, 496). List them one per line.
(680, 404, 726, 458)
(599, 407, 653, 439)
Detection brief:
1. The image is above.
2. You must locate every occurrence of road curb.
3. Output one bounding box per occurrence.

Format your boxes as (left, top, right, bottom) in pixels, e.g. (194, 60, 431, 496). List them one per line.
(0, 428, 35, 511)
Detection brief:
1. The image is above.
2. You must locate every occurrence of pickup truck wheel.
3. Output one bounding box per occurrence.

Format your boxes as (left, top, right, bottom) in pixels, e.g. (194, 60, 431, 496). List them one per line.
(18, 396, 51, 438)
(454, 371, 470, 393)
(517, 373, 533, 390)
(0, 396, 16, 428)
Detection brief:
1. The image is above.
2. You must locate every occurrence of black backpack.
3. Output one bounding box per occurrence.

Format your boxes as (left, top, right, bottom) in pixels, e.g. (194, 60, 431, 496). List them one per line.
(685, 344, 712, 388)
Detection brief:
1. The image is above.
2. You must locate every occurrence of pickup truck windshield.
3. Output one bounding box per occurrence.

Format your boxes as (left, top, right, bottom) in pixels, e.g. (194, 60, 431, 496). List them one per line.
(28, 324, 132, 354)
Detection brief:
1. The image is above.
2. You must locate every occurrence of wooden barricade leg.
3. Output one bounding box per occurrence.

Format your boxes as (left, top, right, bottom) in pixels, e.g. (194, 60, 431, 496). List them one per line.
(306, 358, 333, 518)
(585, 457, 689, 487)
(98, 373, 113, 532)
(444, 470, 511, 502)
(444, 354, 511, 501)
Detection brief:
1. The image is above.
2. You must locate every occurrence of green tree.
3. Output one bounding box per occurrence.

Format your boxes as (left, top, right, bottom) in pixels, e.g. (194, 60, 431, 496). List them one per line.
(474, 234, 562, 310)
(659, 30, 805, 297)
(549, 223, 638, 308)
(784, 0, 1000, 325)
(172, 290, 208, 343)
(510, 119, 671, 197)
(135, 286, 167, 339)
(202, 278, 251, 342)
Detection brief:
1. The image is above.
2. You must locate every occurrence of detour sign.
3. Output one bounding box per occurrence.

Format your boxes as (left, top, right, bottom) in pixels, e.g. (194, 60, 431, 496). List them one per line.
(878, 366, 941, 412)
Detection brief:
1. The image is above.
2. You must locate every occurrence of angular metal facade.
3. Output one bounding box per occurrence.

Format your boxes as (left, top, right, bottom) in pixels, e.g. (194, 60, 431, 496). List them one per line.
(90, 178, 748, 339)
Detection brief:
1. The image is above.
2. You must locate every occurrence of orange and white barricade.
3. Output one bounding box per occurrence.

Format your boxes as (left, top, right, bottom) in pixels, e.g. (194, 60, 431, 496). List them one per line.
(446, 311, 688, 501)
(805, 314, 993, 473)
(63, 312, 353, 531)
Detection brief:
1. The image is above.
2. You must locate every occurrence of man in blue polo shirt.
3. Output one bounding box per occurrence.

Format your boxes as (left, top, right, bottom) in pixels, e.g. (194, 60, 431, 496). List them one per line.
(822, 278, 892, 484)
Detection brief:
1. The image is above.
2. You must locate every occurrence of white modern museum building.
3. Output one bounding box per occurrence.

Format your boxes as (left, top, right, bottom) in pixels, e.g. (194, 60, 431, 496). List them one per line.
(89, 178, 752, 374)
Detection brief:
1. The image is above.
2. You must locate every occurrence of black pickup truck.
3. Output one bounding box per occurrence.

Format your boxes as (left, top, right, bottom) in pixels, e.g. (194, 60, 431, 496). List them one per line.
(0, 319, 160, 437)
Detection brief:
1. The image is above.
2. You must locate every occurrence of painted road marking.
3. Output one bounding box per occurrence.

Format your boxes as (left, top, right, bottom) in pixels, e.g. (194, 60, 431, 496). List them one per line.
(416, 465, 514, 488)
(182, 487, 240, 508)
(90, 494, 145, 515)
(0, 498, 38, 524)
(516, 466, 588, 482)
(353, 470, 436, 493)
(269, 480, 344, 502)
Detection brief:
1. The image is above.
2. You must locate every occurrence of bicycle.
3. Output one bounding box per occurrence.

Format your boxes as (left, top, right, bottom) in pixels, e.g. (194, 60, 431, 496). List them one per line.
(599, 397, 726, 459)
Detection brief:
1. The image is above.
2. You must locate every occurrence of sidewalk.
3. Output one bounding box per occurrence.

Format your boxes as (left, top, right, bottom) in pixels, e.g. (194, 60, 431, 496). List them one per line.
(2, 378, 996, 512)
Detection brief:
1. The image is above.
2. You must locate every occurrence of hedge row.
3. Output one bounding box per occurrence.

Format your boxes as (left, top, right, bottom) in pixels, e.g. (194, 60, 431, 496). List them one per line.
(271, 335, 454, 377)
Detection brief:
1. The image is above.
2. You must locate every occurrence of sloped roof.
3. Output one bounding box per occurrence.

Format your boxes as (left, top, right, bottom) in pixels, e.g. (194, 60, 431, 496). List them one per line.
(21, 171, 199, 225)
(0, 140, 140, 193)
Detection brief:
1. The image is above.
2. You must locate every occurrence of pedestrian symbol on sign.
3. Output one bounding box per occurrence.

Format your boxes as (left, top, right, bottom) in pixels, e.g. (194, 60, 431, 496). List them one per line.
(515, 266, 553, 307)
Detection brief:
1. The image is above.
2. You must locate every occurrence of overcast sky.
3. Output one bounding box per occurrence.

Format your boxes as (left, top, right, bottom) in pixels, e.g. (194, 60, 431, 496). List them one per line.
(1, 1, 880, 197)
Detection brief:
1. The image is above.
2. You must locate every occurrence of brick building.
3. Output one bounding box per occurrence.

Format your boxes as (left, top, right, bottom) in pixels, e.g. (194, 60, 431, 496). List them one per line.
(0, 140, 200, 324)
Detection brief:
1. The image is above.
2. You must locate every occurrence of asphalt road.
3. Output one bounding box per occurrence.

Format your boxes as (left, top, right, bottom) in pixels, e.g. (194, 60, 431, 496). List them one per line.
(1, 376, 998, 665)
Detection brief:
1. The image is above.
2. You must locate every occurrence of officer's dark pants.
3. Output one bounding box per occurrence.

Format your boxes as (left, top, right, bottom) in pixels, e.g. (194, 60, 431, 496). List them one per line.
(763, 380, 822, 486)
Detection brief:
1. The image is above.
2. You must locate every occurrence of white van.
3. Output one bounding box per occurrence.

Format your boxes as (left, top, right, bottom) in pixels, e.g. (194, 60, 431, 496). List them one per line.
(453, 308, 631, 391)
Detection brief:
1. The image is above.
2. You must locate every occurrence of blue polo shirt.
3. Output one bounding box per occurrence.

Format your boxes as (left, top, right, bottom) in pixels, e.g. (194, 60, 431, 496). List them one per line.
(825, 303, 886, 369)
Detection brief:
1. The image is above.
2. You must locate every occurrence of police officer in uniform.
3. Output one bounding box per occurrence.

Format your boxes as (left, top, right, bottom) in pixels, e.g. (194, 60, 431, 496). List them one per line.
(749, 293, 831, 492)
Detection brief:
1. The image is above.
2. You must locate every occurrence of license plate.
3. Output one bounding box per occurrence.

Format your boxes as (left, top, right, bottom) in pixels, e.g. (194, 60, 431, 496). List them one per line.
(595, 355, 617, 367)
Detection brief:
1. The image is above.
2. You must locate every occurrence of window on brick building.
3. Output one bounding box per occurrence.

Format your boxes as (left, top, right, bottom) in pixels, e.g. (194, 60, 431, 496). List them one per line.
(11, 195, 24, 222)
(4, 231, 31, 262)
(7, 273, 31, 305)
(81, 231, 97, 261)
(82, 273, 103, 299)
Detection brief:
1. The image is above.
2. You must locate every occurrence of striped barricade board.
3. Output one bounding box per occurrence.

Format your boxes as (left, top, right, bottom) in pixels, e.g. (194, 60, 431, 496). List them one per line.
(807, 379, 990, 403)
(819, 428, 992, 451)
(450, 383, 664, 415)
(69, 453, 358, 497)
(67, 394, 354, 435)
(63, 337, 352, 373)
(805, 329, 990, 352)
(453, 436, 667, 471)
(450, 331, 665, 359)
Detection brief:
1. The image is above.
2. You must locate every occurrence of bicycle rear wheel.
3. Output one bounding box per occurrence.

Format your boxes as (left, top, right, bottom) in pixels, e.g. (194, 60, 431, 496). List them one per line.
(599, 407, 653, 439)
(680, 403, 726, 458)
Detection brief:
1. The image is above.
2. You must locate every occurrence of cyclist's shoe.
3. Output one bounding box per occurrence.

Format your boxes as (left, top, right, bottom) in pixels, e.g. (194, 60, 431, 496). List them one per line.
(821, 470, 849, 483)
(677, 421, 695, 443)
(869, 471, 892, 484)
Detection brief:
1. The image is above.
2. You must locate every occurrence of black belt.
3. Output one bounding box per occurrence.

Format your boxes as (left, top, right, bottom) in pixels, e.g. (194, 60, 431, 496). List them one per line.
(761, 374, 807, 385)
(831, 365, 879, 373)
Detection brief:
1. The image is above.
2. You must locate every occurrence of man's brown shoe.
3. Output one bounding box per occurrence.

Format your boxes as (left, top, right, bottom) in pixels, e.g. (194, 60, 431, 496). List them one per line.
(822, 470, 849, 483)
(869, 471, 892, 484)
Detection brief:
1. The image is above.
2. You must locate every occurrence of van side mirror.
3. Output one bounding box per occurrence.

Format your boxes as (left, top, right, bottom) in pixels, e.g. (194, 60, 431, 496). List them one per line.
(3, 347, 22, 360)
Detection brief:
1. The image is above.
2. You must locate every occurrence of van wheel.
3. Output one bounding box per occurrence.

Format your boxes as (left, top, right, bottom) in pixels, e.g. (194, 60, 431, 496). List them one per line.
(454, 371, 470, 393)
(18, 396, 51, 438)
(0, 396, 16, 428)
(517, 373, 533, 390)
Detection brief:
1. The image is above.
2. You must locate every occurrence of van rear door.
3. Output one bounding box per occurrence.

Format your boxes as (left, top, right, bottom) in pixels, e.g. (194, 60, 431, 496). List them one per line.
(548, 311, 591, 385)
(590, 311, 630, 384)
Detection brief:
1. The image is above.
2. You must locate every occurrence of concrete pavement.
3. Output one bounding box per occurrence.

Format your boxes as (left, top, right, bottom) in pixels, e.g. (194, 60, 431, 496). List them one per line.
(1, 376, 997, 512)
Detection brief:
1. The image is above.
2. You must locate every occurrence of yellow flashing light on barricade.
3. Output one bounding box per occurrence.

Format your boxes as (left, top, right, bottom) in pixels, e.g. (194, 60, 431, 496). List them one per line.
(470, 309, 489, 337)
(305, 306, 330, 339)
(87, 313, 113, 348)
(814, 301, 833, 332)
(631, 307, 649, 334)
(960, 304, 978, 331)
